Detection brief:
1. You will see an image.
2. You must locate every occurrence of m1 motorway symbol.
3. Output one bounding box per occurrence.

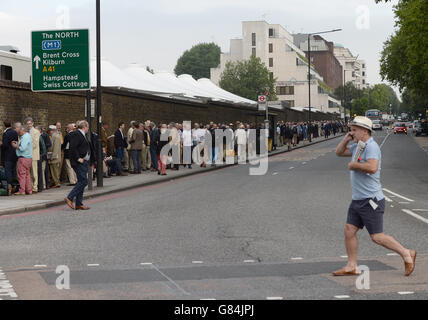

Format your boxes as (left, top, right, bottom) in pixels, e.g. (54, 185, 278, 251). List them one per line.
(31, 29, 90, 92)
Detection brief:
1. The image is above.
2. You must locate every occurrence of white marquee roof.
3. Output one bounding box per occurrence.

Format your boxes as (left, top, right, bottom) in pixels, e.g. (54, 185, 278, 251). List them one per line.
(90, 58, 256, 106)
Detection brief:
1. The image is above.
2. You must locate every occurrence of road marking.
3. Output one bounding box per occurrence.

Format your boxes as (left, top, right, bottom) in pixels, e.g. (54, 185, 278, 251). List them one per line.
(200, 298, 216, 300)
(387, 253, 399, 256)
(244, 260, 256, 263)
(289, 167, 294, 170)
(385, 196, 393, 202)
(383, 188, 414, 202)
(379, 131, 392, 149)
(34, 265, 47, 268)
(340, 255, 348, 258)
(398, 291, 414, 295)
(150, 263, 190, 296)
(192, 261, 203, 264)
(291, 257, 303, 260)
(334, 295, 350, 299)
(272, 172, 278, 175)
(87, 264, 100, 267)
(266, 297, 283, 300)
(302, 162, 307, 164)
(399, 202, 410, 204)
(140, 262, 153, 266)
(413, 209, 428, 212)
(0, 268, 18, 299)
(390, 205, 394, 208)
(402, 209, 428, 224)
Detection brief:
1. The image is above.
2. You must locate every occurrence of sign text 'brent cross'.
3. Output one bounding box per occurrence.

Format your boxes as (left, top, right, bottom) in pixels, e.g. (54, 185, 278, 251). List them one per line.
(31, 29, 90, 92)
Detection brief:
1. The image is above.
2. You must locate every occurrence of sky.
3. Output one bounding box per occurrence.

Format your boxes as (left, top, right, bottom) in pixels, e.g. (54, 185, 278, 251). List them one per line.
(0, 0, 400, 98)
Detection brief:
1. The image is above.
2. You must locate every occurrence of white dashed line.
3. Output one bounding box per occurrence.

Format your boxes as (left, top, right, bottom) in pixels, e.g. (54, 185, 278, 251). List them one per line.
(340, 255, 348, 258)
(192, 261, 204, 264)
(399, 202, 410, 204)
(387, 253, 399, 256)
(200, 298, 216, 300)
(87, 264, 100, 267)
(33, 265, 47, 268)
(398, 291, 414, 295)
(244, 260, 256, 263)
(383, 188, 414, 202)
(140, 262, 153, 266)
(272, 172, 278, 175)
(402, 209, 428, 224)
(266, 297, 283, 300)
(291, 257, 303, 260)
(289, 167, 295, 170)
(302, 162, 307, 165)
(413, 209, 428, 212)
(334, 295, 350, 299)
(390, 205, 394, 208)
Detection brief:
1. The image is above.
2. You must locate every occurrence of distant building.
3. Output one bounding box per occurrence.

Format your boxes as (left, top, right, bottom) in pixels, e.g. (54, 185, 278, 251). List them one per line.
(210, 21, 341, 114)
(333, 44, 367, 89)
(293, 34, 343, 90)
(0, 46, 31, 82)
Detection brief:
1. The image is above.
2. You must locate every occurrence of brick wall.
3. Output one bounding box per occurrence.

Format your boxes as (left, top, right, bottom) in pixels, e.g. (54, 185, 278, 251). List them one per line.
(1, 80, 338, 138)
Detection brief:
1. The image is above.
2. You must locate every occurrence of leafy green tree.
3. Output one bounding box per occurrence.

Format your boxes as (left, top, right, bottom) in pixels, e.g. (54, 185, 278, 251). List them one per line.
(174, 43, 221, 79)
(219, 55, 277, 101)
(334, 83, 400, 116)
(378, 0, 428, 98)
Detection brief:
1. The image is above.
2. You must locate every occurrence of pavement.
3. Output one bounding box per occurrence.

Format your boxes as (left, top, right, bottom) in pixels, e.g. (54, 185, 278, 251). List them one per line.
(0, 132, 344, 216)
(1, 128, 427, 300)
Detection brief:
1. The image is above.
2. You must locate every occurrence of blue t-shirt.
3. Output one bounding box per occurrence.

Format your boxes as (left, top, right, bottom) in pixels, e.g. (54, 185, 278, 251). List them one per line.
(16, 133, 33, 159)
(349, 137, 384, 201)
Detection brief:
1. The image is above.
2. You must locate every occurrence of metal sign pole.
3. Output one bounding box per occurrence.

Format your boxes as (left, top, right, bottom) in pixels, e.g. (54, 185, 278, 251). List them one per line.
(86, 90, 93, 191)
(96, 0, 103, 187)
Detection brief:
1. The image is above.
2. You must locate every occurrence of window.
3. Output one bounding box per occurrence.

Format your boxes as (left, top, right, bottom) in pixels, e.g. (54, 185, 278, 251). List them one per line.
(269, 58, 273, 67)
(0, 65, 12, 80)
(362, 64, 365, 68)
(362, 71, 365, 76)
(362, 79, 366, 84)
(269, 43, 273, 53)
(252, 33, 256, 46)
(269, 28, 274, 37)
(252, 48, 256, 57)
(269, 72, 274, 81)
(276, 86, 294, 95)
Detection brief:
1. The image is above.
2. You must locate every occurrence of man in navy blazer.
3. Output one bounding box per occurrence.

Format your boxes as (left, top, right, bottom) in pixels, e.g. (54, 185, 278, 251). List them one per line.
(65, 120, 94, 211)
(2, 122, 21, 195)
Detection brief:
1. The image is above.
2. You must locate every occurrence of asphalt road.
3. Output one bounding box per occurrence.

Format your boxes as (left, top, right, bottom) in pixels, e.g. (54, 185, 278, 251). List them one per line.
(1, 129, 427, 300)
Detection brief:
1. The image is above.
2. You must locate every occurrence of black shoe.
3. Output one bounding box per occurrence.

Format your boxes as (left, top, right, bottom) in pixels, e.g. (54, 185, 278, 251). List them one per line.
(103, 175, 112, 178)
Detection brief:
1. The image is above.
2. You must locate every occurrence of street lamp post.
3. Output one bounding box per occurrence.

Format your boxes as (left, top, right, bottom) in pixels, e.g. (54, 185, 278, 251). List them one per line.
(307, 28, 341, 142)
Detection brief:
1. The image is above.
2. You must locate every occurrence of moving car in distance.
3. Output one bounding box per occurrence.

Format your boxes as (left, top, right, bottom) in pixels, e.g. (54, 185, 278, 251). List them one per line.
(372, 119, 383, 130)
(394, 122, 407, 134)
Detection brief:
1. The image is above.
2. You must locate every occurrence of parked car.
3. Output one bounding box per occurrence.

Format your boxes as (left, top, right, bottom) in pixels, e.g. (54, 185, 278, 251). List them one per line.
(372, 120, 383, 130)
(413, 121, 422, 136)
(394, 122, 407, 134)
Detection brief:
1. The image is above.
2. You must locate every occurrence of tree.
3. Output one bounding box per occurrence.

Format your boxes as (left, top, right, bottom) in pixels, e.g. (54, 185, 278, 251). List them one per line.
(218, 55, 277, 101)
(174, 43, 221, 79)
(334, 83, 400, 116)
(378, 0, 428, 99)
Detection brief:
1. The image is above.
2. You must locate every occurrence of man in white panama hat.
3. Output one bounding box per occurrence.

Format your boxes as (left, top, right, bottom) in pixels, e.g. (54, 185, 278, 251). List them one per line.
(333, 116, 416, 277)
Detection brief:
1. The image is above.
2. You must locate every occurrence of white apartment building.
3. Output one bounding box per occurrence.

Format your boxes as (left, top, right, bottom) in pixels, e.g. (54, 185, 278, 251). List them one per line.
(210, 21, 341, 114)
(333, 44, 367, 89)
(0, 46, 31, 82)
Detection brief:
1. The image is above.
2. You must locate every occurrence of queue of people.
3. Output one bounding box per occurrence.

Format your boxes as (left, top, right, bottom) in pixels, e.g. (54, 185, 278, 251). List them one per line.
(1, 118, 345, 197)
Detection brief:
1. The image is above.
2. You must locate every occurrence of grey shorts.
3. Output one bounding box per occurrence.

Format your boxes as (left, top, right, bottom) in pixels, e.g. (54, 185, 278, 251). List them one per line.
(347, 198, 385, 235)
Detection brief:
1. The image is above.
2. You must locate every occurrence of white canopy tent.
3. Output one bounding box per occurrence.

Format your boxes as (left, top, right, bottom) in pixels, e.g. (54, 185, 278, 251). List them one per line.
(89, 58, 257, 106)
